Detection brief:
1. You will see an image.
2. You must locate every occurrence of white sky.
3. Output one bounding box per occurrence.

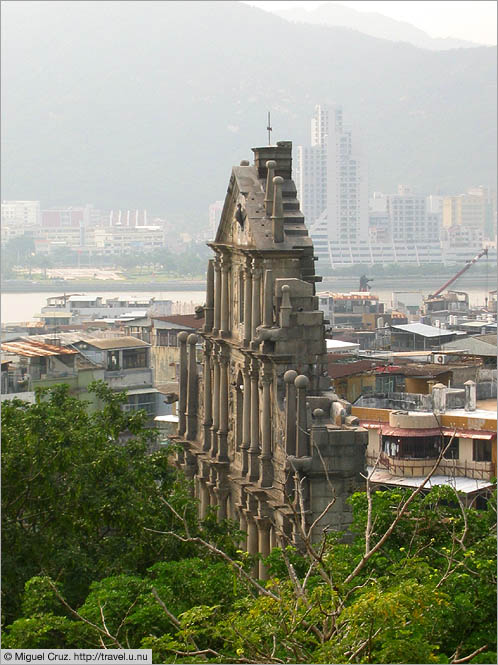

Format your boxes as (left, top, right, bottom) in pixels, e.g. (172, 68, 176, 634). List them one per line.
(242, 1, 498, 45)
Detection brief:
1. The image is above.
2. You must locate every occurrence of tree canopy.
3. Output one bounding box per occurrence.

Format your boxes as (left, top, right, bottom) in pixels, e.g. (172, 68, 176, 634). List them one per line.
(2, 384, 496, 663)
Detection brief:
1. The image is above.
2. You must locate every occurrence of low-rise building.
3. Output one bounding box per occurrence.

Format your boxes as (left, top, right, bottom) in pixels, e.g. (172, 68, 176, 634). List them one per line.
(352, 382, 496, 506)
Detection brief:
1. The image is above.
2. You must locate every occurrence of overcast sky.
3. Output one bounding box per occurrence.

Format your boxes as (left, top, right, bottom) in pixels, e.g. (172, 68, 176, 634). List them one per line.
(243, 1, 497, 45)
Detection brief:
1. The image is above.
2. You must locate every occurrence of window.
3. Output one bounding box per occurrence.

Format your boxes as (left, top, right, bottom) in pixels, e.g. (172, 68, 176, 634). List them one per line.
(473, 439, 492, 462)
(443, 437, 459, 460)
(383, 435, 441, 459)
(107, 350, 120, 371)
(123, 348, 148, 369)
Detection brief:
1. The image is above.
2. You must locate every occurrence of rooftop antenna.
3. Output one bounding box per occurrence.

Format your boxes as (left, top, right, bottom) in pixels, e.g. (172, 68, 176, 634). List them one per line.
(267, 111, 272, 145)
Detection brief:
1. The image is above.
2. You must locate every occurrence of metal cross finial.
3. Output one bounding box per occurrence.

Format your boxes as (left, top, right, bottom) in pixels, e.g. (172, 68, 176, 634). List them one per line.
(267, 111, 272, 145)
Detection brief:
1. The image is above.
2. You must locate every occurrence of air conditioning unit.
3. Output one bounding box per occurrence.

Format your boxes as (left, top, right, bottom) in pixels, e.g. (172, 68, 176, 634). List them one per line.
(432, 353, 447, 365)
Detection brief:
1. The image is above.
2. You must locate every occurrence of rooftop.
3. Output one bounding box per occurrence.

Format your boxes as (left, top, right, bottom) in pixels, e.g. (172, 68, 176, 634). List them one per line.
(82, 336, 150, 350)
(0, 339, 78, 357)
(152, 314, 203, 330)
(367, 468, 494, 495)
(391, 322, 460, 338)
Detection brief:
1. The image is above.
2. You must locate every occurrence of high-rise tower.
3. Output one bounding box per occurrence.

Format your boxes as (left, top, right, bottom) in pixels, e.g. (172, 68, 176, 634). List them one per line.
(296, 105, 369, 268)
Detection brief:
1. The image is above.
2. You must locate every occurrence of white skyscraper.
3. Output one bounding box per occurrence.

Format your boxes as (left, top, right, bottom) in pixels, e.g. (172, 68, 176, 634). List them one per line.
(296, 105, 369, 268)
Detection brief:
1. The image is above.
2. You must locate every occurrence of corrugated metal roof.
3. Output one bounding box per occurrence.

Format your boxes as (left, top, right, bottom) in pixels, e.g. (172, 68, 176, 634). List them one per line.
(326, 339, 360, 350)
(367, 468, 494, 494)
(0, 340, 78, 357)
(327, 359, 375, 379)
(442, 335, 497, 356)
(441, 428, 495, 440)
(84, 336, 150, 350)
(152, 314, 202, 330)
(391, 323, 458, 338)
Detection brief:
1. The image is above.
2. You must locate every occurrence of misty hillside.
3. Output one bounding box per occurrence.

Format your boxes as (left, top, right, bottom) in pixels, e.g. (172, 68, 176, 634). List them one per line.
(1, 0, 496, 227)
(274, 2, 482, 51)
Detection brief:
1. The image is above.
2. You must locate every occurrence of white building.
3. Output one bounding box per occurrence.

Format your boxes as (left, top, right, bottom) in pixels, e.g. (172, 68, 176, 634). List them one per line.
(92, 225, 165, 255)
(388, 185, 440, 243)
(296, 105, 369, 268)
(208, 201, 224, 240)
(1, 200, 40, 227)
(1, 201, 41, 242)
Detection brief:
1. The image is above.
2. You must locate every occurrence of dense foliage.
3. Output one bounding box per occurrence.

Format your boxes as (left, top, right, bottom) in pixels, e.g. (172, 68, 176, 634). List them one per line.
(2, 385, 496, 663)
(1, 383, 234, 625)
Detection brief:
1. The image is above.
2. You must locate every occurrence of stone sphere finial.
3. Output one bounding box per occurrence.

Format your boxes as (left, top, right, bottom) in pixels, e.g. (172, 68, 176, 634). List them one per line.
(284, 369, 298, 384)
(266, 160, 277, 169)
(313, 408, 325, 419)
(240, 159, 250, 166)
(187, 333, 198, 345)
(178, 331, 189, 343)
(294, 374, 310, 390)
(273, 175, 284, 185)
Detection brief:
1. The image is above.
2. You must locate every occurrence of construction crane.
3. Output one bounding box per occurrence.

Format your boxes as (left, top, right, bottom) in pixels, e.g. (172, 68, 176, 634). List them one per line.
(429, 248, 488, 298)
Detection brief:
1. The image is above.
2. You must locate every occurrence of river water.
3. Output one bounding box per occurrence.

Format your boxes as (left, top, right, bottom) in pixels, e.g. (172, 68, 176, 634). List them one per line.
(0, 277, 493, 324)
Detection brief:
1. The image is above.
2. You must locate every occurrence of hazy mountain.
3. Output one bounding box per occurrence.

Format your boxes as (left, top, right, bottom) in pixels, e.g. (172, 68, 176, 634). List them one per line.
(1, 1, 496, 228)
(273, 2, 483, 51)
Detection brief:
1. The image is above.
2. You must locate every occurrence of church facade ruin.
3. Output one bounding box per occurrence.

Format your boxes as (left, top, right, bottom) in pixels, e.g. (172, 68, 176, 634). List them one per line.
(173, 141, 367, 578)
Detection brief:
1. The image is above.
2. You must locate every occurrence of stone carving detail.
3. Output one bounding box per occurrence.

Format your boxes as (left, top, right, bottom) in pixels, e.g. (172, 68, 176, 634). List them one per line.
(235, 202, 246, 228)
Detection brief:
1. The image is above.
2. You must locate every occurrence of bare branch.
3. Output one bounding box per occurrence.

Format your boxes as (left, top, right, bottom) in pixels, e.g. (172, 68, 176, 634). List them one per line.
(145, 503, 280, 602)
(343, 432, 457, 586)
(151, 587, 181, 628)
(451, 644, 489, 663)
(45, 576, 124, 648)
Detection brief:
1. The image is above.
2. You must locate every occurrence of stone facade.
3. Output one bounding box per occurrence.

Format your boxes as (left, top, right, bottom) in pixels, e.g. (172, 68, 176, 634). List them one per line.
(173, 142, 367, 577)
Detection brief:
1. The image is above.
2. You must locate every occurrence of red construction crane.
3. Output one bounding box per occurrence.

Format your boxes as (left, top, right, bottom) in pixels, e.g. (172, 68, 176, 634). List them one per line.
(429, 248, 488, 298)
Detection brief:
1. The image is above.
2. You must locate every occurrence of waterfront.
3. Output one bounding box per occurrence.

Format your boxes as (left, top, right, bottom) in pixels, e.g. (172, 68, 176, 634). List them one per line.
(0, 276, 492, 324)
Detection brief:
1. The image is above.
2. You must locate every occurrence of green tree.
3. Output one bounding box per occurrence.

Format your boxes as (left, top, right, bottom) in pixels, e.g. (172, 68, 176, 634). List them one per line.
(4, 483, 495, 663)
(1, 382, 199, 624)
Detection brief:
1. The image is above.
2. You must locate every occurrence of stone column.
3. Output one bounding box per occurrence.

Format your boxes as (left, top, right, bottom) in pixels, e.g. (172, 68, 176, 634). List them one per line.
(204, 259, 214, 332)
(262, 269, 274, 328)
(284, 370, 297, 457)
(432, 382, 446, 414)
(213, 257, 221, 335)
(272, 176, 284, 243)
(238, 510, 247, 549)
(295, 374, 310, 457)
(241, 359, 252, 477)
(220, 255, 230, 337)
(218, 353, 229, 462)
(199, 479, 210, 519)
(464, 380, 476, 412)
(177, 331, 189, 436)
(243, 263, 252, 347)
(248, 359, 260, 482)
(185, 334, 198, 440)
(270, 525, 277, 551)
(256, 516, 271, 580)
(214, 487, 228, 522)
(246, 512, 259, 577)
(264, 160, 276, 217)
(259, 365, 273, 488)
(202, 341, 212, 452)
(251, 264, 262, 343)
(211, 351, 220, 457)
(279, 284, 292, 328)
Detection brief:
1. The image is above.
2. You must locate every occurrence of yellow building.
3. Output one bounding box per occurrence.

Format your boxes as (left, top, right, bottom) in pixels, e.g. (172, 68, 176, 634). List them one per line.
(442, 194, 487, 230)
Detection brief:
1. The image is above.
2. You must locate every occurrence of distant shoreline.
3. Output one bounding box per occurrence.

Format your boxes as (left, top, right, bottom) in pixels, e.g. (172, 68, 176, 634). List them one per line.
(1, 274, 490, 294)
